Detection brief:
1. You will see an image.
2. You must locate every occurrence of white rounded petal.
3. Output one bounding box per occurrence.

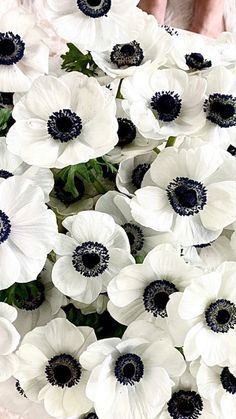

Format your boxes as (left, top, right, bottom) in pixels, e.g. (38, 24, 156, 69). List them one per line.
(200, 182, 236, 231)
(0, 243, 21, 290)
(0, 318, 20, 355)
(0, 303, 17, 323)
(178, 272, 222, 320)
(21, 75, 71, 120)
(0, 65, 30, 93)
(52, 256, 87, 299)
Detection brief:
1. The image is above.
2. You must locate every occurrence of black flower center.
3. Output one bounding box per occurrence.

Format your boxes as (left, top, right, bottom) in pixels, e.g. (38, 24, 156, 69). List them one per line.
(151, 91, 182, 122)
(117, 118, 136, 147)
(77, 0, 111, 18)
(72, 241, 109, 277)
(168, 390, 203, 419)
(0, 92, 13, 106)
(204, 93, 236, 128)
(54, 176, 85, 205)
(185, 52, 212, 70)
(131, 163, 150, 189)
(122, 223, 144, 255)
(114, 353, 144, 386)
(47, 109, 82, 143)
(227, 144, 236, 157)
(45, 354, 81, 388)
(143, 279, 178, 318)
(15, 380, 27, 398)
(14, 281, 45, 311)
(84, 414, 98, 419)
(0, 169, 13, 179)
(110, 41, 144, 68)
(0, 32, 25, 65)
(205, 299, 236, 333)
(220, 367, 236, 394)
(161, 25, 179, 36)
(0, 209, 11, 244)
(166, 177, 207, 216)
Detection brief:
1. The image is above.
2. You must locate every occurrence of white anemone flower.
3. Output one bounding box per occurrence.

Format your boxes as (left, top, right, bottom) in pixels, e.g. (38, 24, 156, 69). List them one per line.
(0, 7, 49, 92)
(80, 320, 185, 419)
(6, 72, 118, 168)
(106, 99, 155, 164)
(40, 0, 142, 52)
(130, 144, 236, 246)
(121, 64, 207, 141)
(198, 66, 236, 147)
(0, 137, 53, 202)
(107, 244, 200, 328)
(0, 303, 20, 382)
(13, 259, 67, 337)
(197, 361, 236, 419)
(167, 262, 236, 366)
(15, 318, 97, 417)
(91, 14, 171, 79)
(158, 361, 215, 419)
(0, 176, 57, 290)
(168, 31, 222, 73)
(52, 210, 134, 304)
(116, 150, 156, 197)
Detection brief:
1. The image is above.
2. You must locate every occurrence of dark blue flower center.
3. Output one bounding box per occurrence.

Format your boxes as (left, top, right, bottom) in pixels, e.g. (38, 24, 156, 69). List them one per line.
(45, 354, 81, 388)
(114, 353, 144, 386)
(15, 281, 45, 311)
(227, 144, 236, 156)
(151, 91, 182, 122)
(72, 241, 109, 277)
(132, 163, 150, 189)
(0, 169, 14, 179)
(204, 93, 236, 128)
(220, 367, 236, 394)
(0, 209, 11, 244)
(166, 177, 207, 216)
(143, 279, 178, 318)
(122, 223, 144, 255)
(110, 41, 144, 68)
(0, 32, 25, 65)
(77, 0, 111, 18)
(205, 299, 236, 333)
(117, 118, 136, 147)
(168, 390, 203, 419)
(185, 52, 212, 70)
(47, 109, 82, 143)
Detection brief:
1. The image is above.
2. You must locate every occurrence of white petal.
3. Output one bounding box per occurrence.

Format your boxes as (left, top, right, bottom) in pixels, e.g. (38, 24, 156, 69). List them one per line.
(0, 318, 20, 355)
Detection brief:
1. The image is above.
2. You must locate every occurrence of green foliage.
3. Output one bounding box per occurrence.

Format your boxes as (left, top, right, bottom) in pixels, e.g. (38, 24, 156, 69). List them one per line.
(61, 43, 98, 77)
(0, 108, 12, 135)
(64, 303, 127, 339)
(0, 281, 40, 307)
(55, 157, 117, 197)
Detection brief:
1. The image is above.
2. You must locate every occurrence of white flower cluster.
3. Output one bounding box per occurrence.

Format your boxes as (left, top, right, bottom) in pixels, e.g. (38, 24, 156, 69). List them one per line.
(0, 1, 236, 418)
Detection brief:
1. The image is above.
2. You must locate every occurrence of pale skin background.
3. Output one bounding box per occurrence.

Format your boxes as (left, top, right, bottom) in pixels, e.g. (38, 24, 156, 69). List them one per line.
(138, 0, 225, 37)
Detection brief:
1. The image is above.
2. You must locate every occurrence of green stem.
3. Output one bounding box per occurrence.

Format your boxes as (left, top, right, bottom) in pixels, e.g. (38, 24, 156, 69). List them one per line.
(153, 147, 160, 155)
(92, 178, 106, 194)
(165, 136, 176, 147)
(116, 78, 124, 99)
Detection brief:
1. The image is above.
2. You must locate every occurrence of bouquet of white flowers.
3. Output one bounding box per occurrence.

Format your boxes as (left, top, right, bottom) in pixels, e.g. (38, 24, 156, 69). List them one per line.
(0, 1, 236, 418)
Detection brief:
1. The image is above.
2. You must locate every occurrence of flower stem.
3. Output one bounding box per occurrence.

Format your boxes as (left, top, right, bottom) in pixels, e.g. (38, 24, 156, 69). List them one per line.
(165, 136, 176, 147)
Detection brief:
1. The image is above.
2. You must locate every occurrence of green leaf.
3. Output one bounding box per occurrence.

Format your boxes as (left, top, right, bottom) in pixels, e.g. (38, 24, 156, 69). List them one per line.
(135, 255, 145, 264)
(61, 43, 98, 77)
(0, 108, 12, 134)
